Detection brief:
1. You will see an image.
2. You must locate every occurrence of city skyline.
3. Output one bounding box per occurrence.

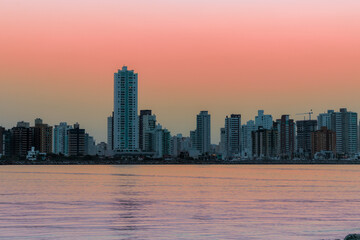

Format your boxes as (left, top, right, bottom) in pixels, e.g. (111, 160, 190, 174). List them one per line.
(1, 64, 360, 145)
(1, 0, 360, 143)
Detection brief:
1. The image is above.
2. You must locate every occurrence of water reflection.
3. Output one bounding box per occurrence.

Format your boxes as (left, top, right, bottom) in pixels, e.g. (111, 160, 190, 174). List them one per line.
(0, 165, 360, 240)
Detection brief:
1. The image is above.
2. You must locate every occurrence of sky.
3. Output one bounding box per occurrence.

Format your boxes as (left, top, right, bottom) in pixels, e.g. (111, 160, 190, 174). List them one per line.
(1, 0, 360, 143)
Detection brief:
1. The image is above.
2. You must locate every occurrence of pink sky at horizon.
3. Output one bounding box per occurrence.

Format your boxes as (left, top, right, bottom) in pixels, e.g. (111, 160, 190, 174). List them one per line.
(1, 0, 360, 143)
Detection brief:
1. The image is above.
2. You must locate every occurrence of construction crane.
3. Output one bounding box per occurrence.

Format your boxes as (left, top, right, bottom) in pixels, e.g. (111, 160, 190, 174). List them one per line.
(296, 110, 314, 120)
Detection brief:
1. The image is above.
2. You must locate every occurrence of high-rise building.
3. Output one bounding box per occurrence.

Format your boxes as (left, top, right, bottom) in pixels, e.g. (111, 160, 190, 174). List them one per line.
(2, 130, 12, 157)
(252, 127, 278, 159)
(219, 128, 226, 155)
(153, 124, 171, 158)
(277, 115, 295, 159)
(107, 112, 114, 151)
(311, 127, 336, 156)
(224, 114, 241, 158)
(255, 110, 273, 130)
(11, 122, 33, 157)
(194, 111, 211, 154)
(139, 110, 152, 151)
(141, 112, 156, 152)
(0, 126, 4, 156)
(330, 108, 358, 155)
(53, 122, 72, 155)
(67, 123, 85, 156)
(317, 110, 334, 130)
(296, 120, 317, 159)
(84, 133, 96, 155)
(113, 66, 139, 152)
(33, 118, 53, 154)
(241, 120, 256, 158)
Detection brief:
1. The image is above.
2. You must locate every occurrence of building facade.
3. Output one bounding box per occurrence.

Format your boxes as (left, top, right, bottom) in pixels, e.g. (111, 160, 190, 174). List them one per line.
(252, 127, 278, 159)
(11, 122, 33, 157)
(330, 108, 358, 156)
(311, 127, 336, 156)
(317, 110, 334, 130)
(255, 110, 273, 130)
(224, 114, 241, 158)
(139, 110, 152, 151)
(141, 113, 156, 152)
(241, 120, 256, 158)
(296, 120, 317, 159)
(33, 118, 53, 154)
(194, 111, 211, 154)
(0, 126, 4, 156)
(277, 115, 295, 159)
(67, 123, 85, 156)
(107, 112, 114, 151)
(53, 122, 72, 155)
(113, 66, 139, 152)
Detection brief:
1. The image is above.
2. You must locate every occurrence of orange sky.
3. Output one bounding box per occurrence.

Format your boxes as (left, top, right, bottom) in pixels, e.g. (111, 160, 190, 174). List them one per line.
(0, 0, 360, 143)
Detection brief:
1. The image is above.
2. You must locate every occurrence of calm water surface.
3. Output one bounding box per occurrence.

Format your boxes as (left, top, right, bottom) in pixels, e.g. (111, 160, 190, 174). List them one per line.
(1, 165, 360, 240)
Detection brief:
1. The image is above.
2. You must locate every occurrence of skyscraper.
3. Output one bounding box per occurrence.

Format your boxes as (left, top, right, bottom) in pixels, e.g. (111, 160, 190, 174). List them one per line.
(67, 123, 85, 156)
(219, 128, 226, 155)
(317, 110, 334, 130)
(0, 126, 4, 156)
(241, 120, 256, 158)
(113, 66, 139, 152)
(11, 122, 33, 157)
(224, 114, 241, 158)
(139, 110, 153, 151)
(277, 115, 295, 159)
(252, 127, 278, 159)
(255, 110, 273, 130)
(107, 112, 114, 151)
(53, 122, 72, 155)
(296, 120, 317, 159)
(311, 127, 336, 157)
(141, 113, 157, 152)
(330, 108, 358, 155)
(33, 118, 53, 154)
(194, 111, 211, 154)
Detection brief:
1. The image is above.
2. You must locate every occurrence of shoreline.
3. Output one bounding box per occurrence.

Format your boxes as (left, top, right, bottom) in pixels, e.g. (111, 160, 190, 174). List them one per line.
(2, 158, 360, 165)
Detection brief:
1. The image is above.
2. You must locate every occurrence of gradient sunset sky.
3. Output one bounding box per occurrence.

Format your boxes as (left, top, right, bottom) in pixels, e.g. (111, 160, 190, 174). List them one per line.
(1, 0, 360, 143)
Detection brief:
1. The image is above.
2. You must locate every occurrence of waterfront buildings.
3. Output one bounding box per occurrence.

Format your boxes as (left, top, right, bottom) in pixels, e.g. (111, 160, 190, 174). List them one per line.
(219, 128, 226, 155)
(33, 118, 53, 154)
(311, 127, 336, 156)
(11, 122, 33, 157)
(255, 110, 273, 130)
(276, 115, 295, 159)
(317, 110, 334, 130)
(296, 120, 317, 159)
(67, 123, 85, 156)
(53, 122, 72, 155)
(139, 110, 152, 151)
(107, 113, 114, 151)
(113, 66, 139, 152)
(141, 112, 157, 152)
(224, 114, 241, 158)
(153, 124, 171, 158)
(329, 108, 358, 156)
(0, 126, 4, 155)
(241, 120, 256, 158)
(252, 127, 278, 159)
(85, 134, 96, 155)
(191, 111, 211, 155)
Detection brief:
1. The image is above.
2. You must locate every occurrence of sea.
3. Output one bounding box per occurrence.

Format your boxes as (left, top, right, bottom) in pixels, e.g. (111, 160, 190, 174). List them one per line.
(1, 165, 359, 240)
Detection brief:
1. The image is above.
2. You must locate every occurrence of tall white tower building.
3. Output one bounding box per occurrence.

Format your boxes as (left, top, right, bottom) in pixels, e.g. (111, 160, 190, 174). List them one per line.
(113, 66, 139, 152)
